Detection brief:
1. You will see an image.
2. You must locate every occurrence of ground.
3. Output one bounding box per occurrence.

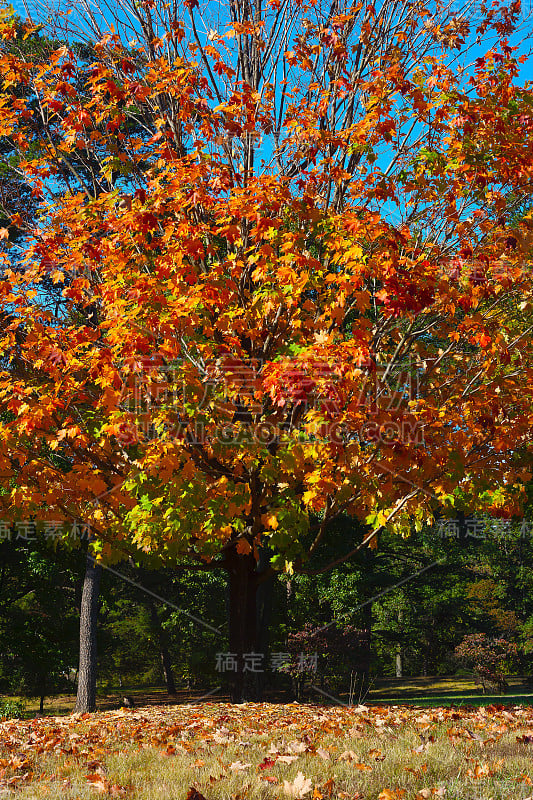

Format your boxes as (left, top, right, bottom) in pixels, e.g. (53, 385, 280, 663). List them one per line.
(2, 700, 533, 799)
(8, 676, 533, 717)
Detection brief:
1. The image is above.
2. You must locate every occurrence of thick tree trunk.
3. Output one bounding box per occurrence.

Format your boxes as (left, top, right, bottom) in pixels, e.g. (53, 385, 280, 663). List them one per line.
(254, 547, 274, 699)
(75, 555, 101, 713)
(226, 546, 260, 703)
(147, 597, 177, 696)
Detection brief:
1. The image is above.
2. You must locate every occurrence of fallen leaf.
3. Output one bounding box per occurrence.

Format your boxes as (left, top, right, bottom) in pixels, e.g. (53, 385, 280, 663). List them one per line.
(283, 771, 313, 797)
(337, 750, 358, 762)
(321, 777, 335, 797)
(288, 741, 307, 754)
(229, 761, 251, 771)
(186, 789, 209, 800)
(86, 774, 108, 794)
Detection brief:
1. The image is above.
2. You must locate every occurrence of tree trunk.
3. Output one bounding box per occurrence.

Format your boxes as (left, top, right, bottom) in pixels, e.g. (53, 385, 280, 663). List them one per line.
(360, 600, 372, 696)
(395, 608, 403, 678)
(286, 579, 293, 613)
(75, 554, 101, 713)
(395, 648, 403, 678)
(226, 546, 260, 703)
(254, 547, 274, 699)
(147, 597, 177, 696)
(38, 672, 46, 714)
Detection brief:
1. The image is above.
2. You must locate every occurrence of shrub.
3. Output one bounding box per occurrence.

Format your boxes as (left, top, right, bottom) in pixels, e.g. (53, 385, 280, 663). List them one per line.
(280, 623, 370, 700)
(0, 698, 26, 719)
(455, 633, 518, 693)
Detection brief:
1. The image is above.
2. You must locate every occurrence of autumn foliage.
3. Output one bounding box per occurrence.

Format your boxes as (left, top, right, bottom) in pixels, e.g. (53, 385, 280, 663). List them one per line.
(0, 0, 533, 696)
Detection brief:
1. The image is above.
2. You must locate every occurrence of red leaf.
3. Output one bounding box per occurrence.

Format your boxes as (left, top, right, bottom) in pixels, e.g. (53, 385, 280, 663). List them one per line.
(186, 789, 209, 800)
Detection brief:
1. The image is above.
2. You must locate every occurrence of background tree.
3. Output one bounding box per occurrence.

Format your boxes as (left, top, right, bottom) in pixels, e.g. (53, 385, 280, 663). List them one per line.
(0, 535, 80, 711)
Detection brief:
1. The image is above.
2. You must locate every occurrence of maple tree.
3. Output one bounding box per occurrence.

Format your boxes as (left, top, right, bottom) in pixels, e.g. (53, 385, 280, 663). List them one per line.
(1, 0, 533, 701)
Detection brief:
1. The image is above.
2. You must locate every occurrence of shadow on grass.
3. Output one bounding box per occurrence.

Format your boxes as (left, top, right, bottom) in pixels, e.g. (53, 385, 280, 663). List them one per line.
(7, 676, 533, 717)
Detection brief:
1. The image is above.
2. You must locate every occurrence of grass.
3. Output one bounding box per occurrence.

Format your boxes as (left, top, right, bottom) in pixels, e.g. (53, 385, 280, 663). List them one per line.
(2, 700, 533, 799)
(6, 676, 533, 718)
(0, 687, 226, 717)
(367, 676, 533, 709)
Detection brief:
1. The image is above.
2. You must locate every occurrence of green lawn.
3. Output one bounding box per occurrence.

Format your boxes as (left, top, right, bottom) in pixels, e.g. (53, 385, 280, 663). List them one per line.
(367, 676, 533, 708)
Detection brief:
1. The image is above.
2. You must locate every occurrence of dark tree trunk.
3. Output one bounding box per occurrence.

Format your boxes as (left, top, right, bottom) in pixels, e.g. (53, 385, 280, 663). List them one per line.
(357, 546, 375, 699)
(38, 673, 46, 714)
(75, 554, 101, 713)
(395, 608, 403, 678)
(360, 600, 372, 697)
(147, 597, 177, 696)
(254, 547, 274, 699)
(226, 546, 261, 703)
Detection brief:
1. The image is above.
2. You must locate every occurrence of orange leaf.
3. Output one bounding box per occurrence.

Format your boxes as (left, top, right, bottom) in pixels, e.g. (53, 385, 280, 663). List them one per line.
(261, 513, 279, 530)
(235, 538, 252, 555)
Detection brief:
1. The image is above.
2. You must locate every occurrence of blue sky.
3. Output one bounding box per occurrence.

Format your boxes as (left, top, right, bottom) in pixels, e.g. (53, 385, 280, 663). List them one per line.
(11, 0, 533, 87)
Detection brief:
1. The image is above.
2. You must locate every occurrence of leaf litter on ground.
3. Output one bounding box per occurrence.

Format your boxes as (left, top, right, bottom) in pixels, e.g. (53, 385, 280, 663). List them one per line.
(2, 702, 533, 798)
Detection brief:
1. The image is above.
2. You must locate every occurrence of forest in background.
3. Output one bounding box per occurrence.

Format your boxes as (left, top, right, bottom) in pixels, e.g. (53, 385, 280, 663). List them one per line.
(3, 510, 533, 711)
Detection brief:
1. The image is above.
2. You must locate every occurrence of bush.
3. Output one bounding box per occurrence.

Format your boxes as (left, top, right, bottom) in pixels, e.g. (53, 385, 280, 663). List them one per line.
(0, 698, 26, 719)
(280, 623, 370, 700)
(455, 633, 518, 693)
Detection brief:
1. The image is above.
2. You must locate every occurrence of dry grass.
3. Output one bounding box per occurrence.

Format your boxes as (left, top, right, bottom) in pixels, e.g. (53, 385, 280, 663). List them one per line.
(2, 701, 533, 799)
